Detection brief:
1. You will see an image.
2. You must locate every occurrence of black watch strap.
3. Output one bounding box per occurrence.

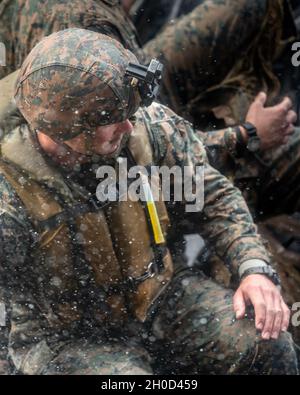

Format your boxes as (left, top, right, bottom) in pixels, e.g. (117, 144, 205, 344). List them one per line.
(234, 126, 247, 158)
(240, 266, 281, 287)
(242, 122, 258, 138)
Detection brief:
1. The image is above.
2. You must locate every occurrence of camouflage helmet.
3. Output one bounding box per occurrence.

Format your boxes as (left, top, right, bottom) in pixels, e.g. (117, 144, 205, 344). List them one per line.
(14, 28, 142, 141)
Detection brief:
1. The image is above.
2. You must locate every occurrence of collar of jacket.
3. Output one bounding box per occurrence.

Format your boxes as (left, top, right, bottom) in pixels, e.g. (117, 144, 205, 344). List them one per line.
(0, 124, 85, 204)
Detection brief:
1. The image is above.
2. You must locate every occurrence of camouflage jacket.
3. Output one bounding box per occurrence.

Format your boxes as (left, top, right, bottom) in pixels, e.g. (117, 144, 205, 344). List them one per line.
(0, 0, 143, 80)
(0, 100, 274, 373)
(0, 103, 271, 299)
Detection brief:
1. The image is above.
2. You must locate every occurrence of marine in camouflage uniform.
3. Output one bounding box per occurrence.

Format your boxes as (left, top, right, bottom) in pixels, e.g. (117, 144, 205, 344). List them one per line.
(0, 0, 300, 315)
(130, 0, 297, 127)
(0, 0, 299, 218)
(0, 28, 297, 374)
(0, 0, 300, 214)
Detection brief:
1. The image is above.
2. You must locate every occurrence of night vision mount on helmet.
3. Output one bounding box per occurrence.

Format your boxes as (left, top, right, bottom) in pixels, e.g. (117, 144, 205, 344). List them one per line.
(125, 59, 163, 106)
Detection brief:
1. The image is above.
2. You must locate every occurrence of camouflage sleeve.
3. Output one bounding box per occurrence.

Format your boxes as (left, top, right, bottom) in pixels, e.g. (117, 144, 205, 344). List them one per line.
(142, 0, 269, 115)
(197, 127, 240, 180)
(147, 103, 271, 275)
(0, 0, 143, 79)
(0, 171, 32, 277)
(0, 172, 32, 373)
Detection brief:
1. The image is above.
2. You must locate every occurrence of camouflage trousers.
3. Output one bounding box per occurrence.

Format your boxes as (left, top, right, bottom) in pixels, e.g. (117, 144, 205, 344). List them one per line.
(5, 270, 296, 375)
(143, 0, 297, 128)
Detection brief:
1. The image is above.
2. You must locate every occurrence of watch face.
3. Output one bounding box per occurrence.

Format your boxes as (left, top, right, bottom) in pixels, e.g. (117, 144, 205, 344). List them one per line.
(247, 137, 261, 152)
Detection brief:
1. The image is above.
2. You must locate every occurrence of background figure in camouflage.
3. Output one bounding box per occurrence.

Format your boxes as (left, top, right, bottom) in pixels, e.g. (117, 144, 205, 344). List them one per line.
(0, 28, 297, 374)
(0, 0, 297, 128)
(129, 0, 298, 129)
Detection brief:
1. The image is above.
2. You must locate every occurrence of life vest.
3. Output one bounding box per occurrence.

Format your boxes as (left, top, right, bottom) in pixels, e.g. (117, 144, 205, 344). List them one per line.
(0, 108, 173, 328)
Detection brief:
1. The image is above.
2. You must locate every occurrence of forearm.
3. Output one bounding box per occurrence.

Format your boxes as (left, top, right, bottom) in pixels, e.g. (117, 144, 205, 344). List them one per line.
(199, 162, 271, 276)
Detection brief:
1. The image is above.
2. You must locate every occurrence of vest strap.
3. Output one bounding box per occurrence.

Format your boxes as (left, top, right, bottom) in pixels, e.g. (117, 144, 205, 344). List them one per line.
(36, 195, 112, 232)
(106, 252, 167, 294)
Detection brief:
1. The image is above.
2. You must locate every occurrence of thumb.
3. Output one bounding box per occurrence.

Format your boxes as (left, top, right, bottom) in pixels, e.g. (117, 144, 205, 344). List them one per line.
(254, 91, 267, 107)
(233, 288, 246, 320)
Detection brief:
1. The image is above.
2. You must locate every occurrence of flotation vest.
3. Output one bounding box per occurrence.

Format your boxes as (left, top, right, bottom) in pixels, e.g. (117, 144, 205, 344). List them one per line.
(0, 109, 173, 327)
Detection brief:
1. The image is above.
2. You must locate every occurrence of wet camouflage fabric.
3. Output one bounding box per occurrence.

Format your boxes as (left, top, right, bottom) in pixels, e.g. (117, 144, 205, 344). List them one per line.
(13, 19, 300, 223)
(147, 269, 298, 375)
(0, 97, 287, 374)
(0, 0, 297, 375)
(142, 0, 297, 128)
(0, 0, 142, 80)
(130, 0, 205, 45)
(5, 270, 298, 375)
(141, 103, 272, 275)
(200, 127, 300, 219)
(0, 0, 296, 127)
(15, 29, 141, 139)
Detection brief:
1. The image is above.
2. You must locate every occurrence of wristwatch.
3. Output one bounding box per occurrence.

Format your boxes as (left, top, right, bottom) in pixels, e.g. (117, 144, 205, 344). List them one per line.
(242, 122, 261, 152)
(240, 265, 281, 286)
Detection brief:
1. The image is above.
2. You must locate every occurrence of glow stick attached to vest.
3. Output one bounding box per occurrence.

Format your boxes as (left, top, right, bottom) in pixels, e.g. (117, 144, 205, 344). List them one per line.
(140, 173, 165, 245)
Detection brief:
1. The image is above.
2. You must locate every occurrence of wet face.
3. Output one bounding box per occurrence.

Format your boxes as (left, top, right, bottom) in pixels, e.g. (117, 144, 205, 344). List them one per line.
(63, 119, 133, 156)
(37, 119, 134, 167)
(35, 86, 135, 165)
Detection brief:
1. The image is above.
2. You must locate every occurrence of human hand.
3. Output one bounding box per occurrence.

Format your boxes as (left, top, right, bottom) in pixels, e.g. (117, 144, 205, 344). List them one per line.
(233, 274, 290, 340)
(242, 92, 297, 150)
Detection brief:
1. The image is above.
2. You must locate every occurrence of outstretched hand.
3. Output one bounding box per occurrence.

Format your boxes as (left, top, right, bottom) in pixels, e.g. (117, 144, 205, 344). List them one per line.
(243, 92, 297, 150)
(233, 274, 290, 340)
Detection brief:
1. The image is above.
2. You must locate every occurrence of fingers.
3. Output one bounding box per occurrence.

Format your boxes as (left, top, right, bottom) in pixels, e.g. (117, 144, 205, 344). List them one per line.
(233, 288, 246, 319)
(281, 125, 294, 145)
(238, 276, 291, 341)
(274, 96, 293, 114)
(270, 297, 283, 339)
(260, 292, 290, 340)
(248, 287, 266, 331)
(281, 300, 291, 332)
(286, 110, 297, 125)
(283, 125, 295, 137)
(261, 290, 275, 339)
(278, 109, 296, 145)
(282, 135, 290, 145)
(254, 91, 267, 107)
